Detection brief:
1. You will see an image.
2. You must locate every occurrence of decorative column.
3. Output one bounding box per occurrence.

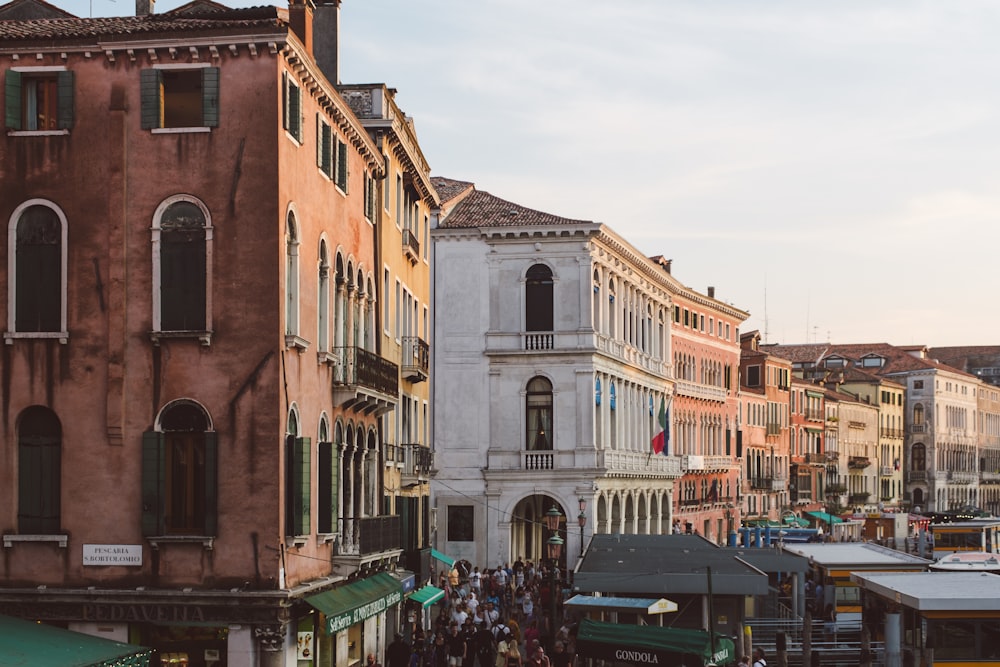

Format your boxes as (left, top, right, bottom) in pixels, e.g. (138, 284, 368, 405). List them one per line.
(254, 625, 286, 667)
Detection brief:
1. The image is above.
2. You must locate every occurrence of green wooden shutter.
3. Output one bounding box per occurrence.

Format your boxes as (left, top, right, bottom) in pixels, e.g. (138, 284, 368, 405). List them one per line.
(201, 67, 219, 128)
(141, 431, 166, 536)
(203, 431, 218, 536)
(322, 123, 332, 177)
(56, 70, 74, 130)
(317, 441, 333, 533)
(18, 433, 61, 533)
(5, 70, 22, 130)
(281, 72, 289, 131)
(316, 115, 323, 168)
(336, 139, 348, 191)
(140, 69, 162, 129)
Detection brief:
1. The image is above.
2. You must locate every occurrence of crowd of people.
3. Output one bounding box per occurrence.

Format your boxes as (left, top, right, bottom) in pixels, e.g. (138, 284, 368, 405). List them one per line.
(389, 558, 578, 667)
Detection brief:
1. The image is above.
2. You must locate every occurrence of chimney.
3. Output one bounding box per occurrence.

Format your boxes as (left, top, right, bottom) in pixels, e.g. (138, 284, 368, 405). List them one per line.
(288, 0, 315, 57)
(136, 0, 154, 15)
(313, 1, 341, 85)
(707, 286, 715, 299)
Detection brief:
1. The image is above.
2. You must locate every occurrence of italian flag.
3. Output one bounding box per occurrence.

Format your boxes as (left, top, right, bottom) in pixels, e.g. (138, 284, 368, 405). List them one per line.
(651, 396, 669, 455)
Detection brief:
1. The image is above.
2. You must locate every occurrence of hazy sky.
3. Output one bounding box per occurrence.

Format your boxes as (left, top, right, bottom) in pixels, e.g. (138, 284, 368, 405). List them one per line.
(62, 0, 1000, 347)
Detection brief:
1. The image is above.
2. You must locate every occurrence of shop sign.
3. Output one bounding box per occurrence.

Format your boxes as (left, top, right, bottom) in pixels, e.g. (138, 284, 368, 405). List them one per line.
(326, 589, 402, 634)
(83, 544, 143, 566)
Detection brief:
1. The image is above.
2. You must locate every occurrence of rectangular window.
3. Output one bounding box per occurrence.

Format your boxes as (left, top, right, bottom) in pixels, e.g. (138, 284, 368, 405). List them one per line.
(141, 66, 219, 130)
(683, 309, 690, 327)
(317, 440, 337, 534)
(673, 305, 680, 323)
(316, 116, 333, 178)
(395, 174, 403, 228)
(447, 505, 475, 542)
(5, 69, 74, 132)
(364, 172, 377, 222)
(335, 139, 349, 192)
(281, 71, 302, 141)
(725, 323, 731, 340)
(142, 431, 218, 536)
(285, 435, 311, 537)
(395, 279, 401, 340)
(746, 365, 761, 387)
(383, 268, 391, 333)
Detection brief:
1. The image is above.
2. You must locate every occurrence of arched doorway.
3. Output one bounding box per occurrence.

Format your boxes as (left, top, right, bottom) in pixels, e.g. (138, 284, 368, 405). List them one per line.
(510, 494, 566, 570)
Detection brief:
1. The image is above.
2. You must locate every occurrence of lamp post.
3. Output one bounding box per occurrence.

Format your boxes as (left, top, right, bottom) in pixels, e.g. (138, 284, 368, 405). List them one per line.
(577, 497, 588, 558)
(545, 506, 564, 654)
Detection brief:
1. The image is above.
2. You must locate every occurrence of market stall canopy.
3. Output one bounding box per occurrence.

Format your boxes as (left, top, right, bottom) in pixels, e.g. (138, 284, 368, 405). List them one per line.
(410, 584, 446, 608)
(564, 595, 677, 615)
(430, 548, 455, 567)
(0, 614, 153, 667)
(807, 510, 844, 524)
(575, 618, 735, 666)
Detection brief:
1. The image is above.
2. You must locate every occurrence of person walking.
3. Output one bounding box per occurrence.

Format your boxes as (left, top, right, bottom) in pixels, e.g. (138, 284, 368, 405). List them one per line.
(752, 647, 767, 667)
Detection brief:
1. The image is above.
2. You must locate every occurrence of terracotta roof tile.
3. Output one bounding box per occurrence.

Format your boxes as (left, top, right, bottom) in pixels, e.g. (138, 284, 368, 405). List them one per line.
(0, 6, 281, 42)
(429, 177, 473, 206)
(440, 184, 594, 229)
(767, 342, 977, 379)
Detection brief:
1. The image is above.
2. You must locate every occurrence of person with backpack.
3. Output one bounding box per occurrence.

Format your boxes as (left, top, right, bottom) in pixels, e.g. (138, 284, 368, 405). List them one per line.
(752, 647, 767, 667)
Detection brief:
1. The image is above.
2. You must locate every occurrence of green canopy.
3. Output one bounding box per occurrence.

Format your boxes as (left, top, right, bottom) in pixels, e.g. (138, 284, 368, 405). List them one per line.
(430, 548, 455, 567)
(307, 572, 403, 634)
(575, 618, 735, 666)
(409, 584, 445, 608)
(807, 510, 844, 524)
(0, 615, 153, 667)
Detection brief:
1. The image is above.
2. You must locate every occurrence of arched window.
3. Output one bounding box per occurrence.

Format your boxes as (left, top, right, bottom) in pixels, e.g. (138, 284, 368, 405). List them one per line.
(285, 212, 299, 337)
(335, 254, 347, 348)
(318, 241, 330, 352)
(912, 443, 926, 471)
(913, 403, 924, 425)
(285, 406, 311, 537)
(153, 197, 210, 334)
(8, 201, 67, 338)
(595, 377, 602, 406)
(592, 269, 601, 332)
(143, 400, 217, 536)
(607, 279, 617, 338)
(525, 264, 554, 332)
(17, 406, 61, 533)
(526, 376, 553, 451)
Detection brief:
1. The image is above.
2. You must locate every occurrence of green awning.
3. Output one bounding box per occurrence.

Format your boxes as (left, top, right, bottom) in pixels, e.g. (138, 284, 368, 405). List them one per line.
(307, 572, 403, 635)
(807, 510, 844, 524)
(409, 584, 445, 608)
(576, 618, 735, 666)
(0, 614, 153, 667)
(430, 548, 455, 567)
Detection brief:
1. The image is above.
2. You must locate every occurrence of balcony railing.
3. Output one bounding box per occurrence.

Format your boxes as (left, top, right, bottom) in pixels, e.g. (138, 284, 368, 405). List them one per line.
(826, 484, 847, 495)
(848, 456, 871, 470)
(332, 346, 399, 399)
(909, 424, 927, 434)
(804, 452, 826, 465)
(523, 332, 554, 350)
(675, 379, 727, 403)
(849, 492, 871, 505)
(879, 465, 894, 476)
(879, 428, 904, 439)
(908, 470, 927, 483)
(750, 476, 787, 491)
(522, 450, 554, 470)
(599, 450, 682, 477)
(401, 336, 429, 383)
(335, 515, 402, 557)
(402, 228, 420, 263)
(947, 470, 977, 485)
(766, 423, 782, 436)
(981, 471, 1000, 483)
(401, 444, 432, 480)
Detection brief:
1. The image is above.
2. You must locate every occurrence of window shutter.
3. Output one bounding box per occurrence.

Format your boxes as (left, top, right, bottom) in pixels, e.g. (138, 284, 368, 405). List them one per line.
(336, 139, 348, 191)
(289, 83, 302, 142)
(317, 440, 334, 533)
(5, 70, 22, 130)
(18, 433, 60, 533)
(285, 435, 311, 536)
(56, 70, 74, 129)
(141, 431, 166, 536)
(282, 72, 289, 131)
(322, 124, 332, 177)
(316, 115, 323, 168)
(201, 67, 219, 128)
(140, 69, 162, 129)
(203, 431, 218, 536)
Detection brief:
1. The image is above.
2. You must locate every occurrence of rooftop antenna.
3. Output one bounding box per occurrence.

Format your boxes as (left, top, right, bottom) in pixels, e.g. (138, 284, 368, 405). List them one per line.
(763, 277, 769, 344)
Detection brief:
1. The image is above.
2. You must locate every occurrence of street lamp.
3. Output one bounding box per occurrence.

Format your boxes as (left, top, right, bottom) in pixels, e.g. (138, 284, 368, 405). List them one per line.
(545, 506, 564, 653)
(577, 497, 588, 558)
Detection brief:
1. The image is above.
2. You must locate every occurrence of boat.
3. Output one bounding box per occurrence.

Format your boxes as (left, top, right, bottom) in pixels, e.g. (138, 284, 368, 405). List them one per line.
(929, 551, 1000, 572)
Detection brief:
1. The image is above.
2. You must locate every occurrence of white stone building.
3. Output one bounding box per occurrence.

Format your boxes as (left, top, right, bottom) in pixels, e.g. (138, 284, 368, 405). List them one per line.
(428, 178, 682, 569)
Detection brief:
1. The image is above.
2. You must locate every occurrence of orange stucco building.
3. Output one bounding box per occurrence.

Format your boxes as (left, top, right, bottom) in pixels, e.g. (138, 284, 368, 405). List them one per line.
(1, 1, 412, 664)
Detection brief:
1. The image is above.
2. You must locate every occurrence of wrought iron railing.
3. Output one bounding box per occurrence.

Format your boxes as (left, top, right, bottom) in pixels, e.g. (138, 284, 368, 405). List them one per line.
(403, 228, 420, 259)
(401, 444, 432, 477)
(401, 336, 429, 379)
(336, 515, 402, 556)
(332, 346, 399, 397)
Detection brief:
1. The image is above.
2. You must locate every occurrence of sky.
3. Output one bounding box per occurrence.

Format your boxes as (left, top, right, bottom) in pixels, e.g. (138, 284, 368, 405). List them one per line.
(59, 0, 1000, 347)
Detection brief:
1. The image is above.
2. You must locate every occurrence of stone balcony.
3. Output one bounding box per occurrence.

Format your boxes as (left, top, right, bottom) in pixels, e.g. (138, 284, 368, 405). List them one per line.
(674, 379, 727, 403)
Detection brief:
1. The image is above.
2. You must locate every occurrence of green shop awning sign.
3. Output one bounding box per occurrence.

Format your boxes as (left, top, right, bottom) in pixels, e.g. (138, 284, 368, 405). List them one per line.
(326, 588, 402, 634)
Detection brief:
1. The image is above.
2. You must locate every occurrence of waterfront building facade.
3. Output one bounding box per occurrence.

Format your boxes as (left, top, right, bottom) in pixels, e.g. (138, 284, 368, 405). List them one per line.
(430, 178, 683, 569)
(1, 2, 414, 664)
